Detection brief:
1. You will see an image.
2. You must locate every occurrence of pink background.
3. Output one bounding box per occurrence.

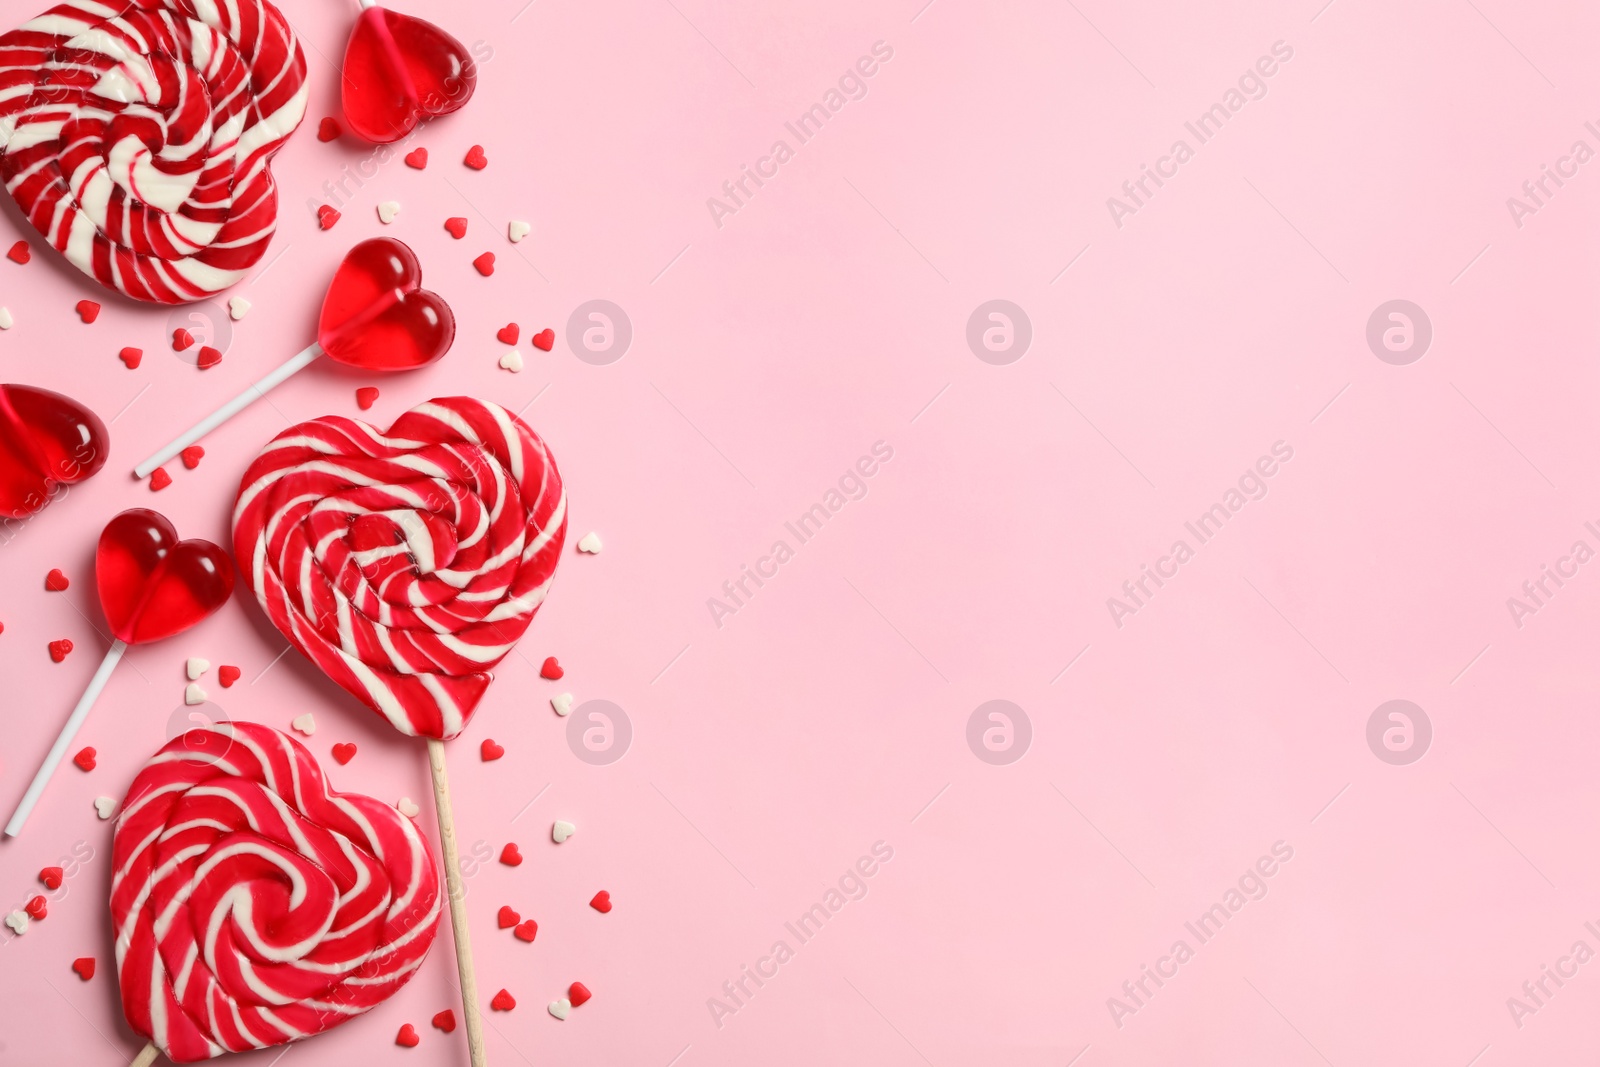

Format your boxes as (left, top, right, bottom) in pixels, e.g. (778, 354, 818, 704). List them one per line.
(3, 0, 1600, 1064)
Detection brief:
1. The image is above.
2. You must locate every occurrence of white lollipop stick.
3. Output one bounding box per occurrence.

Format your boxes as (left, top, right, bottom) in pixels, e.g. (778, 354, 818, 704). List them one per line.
(5, 640, 126, 836)
(132, 343, 324, 478)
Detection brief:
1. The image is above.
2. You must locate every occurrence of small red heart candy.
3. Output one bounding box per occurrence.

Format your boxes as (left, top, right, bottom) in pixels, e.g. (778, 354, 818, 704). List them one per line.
(356, 386, 380, 410)
(71, 957, 95, 981)
(180, 446, 204, 470)
(513, 919, 538, 942)
(395, 1023, 420, 1047)
(444, 217, 467, 239)
(531, 328, 554, 352)
(472, 252, 495, 276)
(332, 742, 357, 765)
(432, 1010, 456, 1033)
(196, 346, 222, 369)
(317, 238, 455, 372)
(489, 989, 515, 1012)
(318, 117, 342, 142)
(119, 347, 142, 369)
(464, 145, 487, 170)
(48, 638, 73, 662)
(45, 568, 69, 591)
(480, 738, 504, 761)
(75, 300, 100, 324)
(0, 384, 109, 518)
(499, 842, 522, 866)
(72, 746, 95, 771)
(540, 657, 563, 680)
(24, 895, 46, 919)
(172, 328, 194, 351)
(496, 323, 519, 346)
(497, 905, 520, 928)
(39, 867, 62, 889)
(405, 148, 428, 169)
(567, 982, 591, 1007)
(95, 509, 234, 645)
(218, 665, 241, 687)
(318, 205, 341, 230)
(341, 8, 477, 144)
(148, 467, 171, 491)
(589, 890, 612, 913)
(8, 241, 30, 264)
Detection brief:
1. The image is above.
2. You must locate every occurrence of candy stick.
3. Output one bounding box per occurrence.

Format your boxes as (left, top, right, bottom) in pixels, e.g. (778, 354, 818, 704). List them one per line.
(129, 1043, 158, 1067)
(428, 739, 488, 1067)
(6, 640, 124, 836)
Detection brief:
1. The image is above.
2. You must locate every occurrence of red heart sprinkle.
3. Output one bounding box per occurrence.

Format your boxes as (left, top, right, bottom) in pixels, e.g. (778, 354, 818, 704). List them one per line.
(405, 148, 428, 169)
(332, 742, 357, 765)
(531, 329, 554, 352)
(589, 890, 612, 913)
(567, 982, 591, 1007)
(318, 117, 342, 142)
(8, 241, 30, 264)
(489, 989, 515, 1012)
(172, 328, 194, 351)
(45, 568, 69, 591)
(496, 323, 519, 346)
(395, 1023, 420, 1047)
(497, 906, 520, 929)
(432, 1010, 456, 1033)
(444, 217, 467, 239)
(218, 665, 241, 687)
(499, 842, 522, 867)
(540, 657, 563, 680)
(39, 867, 62, 890)
(24, 895, 46, 919)
(180, 446, 204, 469)
(119, 347, 142, 369)
(75, 300, 100, 324)
(71, 957, 95, 981)
(513, 920, 537, 942)
(464, 145, 488, 170)
(356, 387, 380, 410)
(318, 205, 341, 230)
(196, 346, 222, 369)
(472, 252, 495, 276)
(480, 739, 504, 761)
(48, 639, 73, 662)
(73, 746, 96, 771)
(148, 467, 171, 491)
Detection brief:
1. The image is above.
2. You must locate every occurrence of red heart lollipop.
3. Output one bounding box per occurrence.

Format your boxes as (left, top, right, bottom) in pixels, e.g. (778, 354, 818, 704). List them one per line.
(0, 384, 108, 518)
(319, 238, 456, 370)
(342, 5, 477, 144)
(97, 509, 234, 644)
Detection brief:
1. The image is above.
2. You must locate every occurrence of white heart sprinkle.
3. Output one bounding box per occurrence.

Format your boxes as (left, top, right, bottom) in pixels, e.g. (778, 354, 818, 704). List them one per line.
(186, 657, 209, 680)
(508, 220, 531, 243)
(498, 349, 524, 373)
(291, 713, 316, 736)
(228, 297, 251, 321)
(0, 307, 13, 330)
(576, 531, 602, 554)
(4, 911, 28, 935)
(94, 796, 116, 820)
(397, 797, 420, 818)
(377, 201, 401, 224)
(552, 820, 575, 844)
(547, 998, 571, 1020)
(184, 682, 207, 705)
(551, 693, 573, 717)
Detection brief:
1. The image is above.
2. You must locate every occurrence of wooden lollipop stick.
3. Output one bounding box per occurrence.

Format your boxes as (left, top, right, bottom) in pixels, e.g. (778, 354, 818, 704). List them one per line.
(428, 738, 488, 1067)
(129, 1042, 159, 1067)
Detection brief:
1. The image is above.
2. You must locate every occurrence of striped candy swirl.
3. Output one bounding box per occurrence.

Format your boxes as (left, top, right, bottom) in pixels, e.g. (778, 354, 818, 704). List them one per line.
(233, 397, 568, 740)
(112, 722, 440, 1063)
(0, 0, 307, 303)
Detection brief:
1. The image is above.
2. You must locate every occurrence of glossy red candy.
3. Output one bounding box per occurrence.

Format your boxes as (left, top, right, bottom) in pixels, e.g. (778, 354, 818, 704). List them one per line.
(97, 510, 233, 645)
(341, 6, 477, 144)
(318, 238, 455, 371)
(0, 385, 108, 518)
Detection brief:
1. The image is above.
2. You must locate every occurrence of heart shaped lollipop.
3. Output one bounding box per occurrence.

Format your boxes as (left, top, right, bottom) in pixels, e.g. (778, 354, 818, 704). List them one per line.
(5, 509, 234, 836)
(133, 238, 455, 478)
(0, 384, 108, 519)
(341, 2, 478, 144)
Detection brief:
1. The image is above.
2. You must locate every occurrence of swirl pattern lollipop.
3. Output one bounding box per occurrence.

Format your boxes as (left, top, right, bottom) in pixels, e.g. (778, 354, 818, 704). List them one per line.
(0, 0, 308, 303)
(114, 721, 441, 1063)
(233, 397, 567, 740)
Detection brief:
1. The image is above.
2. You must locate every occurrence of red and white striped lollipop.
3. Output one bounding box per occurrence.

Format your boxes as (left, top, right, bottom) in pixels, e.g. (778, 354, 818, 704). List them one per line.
(114, 721, 440, 1064)
(0, 0, 308, 303)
